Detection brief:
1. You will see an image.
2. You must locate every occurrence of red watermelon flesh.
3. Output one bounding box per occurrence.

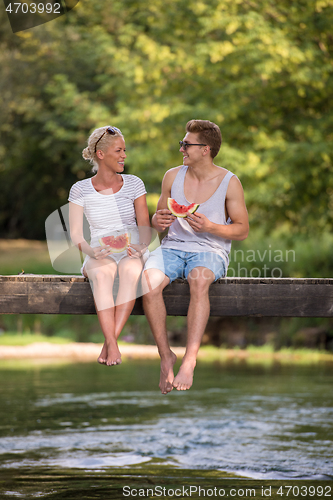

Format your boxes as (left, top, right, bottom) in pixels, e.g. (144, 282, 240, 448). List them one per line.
(167, 198, 199, 218)
(98, 233, 130, 253)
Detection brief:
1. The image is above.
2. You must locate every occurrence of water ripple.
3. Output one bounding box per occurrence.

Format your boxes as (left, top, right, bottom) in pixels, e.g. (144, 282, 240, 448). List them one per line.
(0, 388, 332, 480)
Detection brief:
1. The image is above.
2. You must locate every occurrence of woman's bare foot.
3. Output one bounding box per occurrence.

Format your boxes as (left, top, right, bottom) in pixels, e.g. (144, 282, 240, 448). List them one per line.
(159, 351, 177, 394)
(104, 337, 122, 366)
(97, 342, 108, 365)
(173, 358, 196, 391)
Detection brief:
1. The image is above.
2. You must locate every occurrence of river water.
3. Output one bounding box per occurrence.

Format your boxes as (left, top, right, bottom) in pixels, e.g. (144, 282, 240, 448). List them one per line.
(0, 358, 332, 499)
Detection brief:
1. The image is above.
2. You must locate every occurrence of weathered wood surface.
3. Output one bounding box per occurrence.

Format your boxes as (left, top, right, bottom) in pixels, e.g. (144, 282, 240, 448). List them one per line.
(1, 275, 333, 317)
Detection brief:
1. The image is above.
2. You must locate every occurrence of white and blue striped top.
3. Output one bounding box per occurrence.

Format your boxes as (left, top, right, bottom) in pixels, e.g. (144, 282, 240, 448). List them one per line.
(68, 174, 147, 247)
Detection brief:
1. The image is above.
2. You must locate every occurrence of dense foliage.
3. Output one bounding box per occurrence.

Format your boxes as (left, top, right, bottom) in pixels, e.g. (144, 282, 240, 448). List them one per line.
(0, 0, 332, 239)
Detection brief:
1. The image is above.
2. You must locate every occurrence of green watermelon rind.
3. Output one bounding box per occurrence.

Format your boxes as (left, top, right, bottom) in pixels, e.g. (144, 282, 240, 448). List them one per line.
(167, 198, 200, 218)
(98, 233, 131, 253)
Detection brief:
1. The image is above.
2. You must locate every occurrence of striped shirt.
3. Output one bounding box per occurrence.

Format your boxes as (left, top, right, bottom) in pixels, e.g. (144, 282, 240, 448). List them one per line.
(68, 174, 147, 247)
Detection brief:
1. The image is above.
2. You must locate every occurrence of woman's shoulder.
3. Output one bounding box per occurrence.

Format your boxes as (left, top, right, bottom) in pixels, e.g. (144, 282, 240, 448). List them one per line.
(68, 178, 93, 203)
(70, 177, 92, 189)
(122, 174, 146, 198)
(123, 173, 144, 182)
(123, 174, 146, 188)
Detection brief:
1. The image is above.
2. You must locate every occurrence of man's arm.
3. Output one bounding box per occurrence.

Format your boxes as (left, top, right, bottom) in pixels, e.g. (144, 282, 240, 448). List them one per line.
(185, 176, 249, 241)
(151, 168, 179, 232)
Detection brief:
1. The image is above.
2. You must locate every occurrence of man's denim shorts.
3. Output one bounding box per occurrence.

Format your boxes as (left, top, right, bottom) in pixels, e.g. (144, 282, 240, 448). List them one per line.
(144, 247, 226, 283)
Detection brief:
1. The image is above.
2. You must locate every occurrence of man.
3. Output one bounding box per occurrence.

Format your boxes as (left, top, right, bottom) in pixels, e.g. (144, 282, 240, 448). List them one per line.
(143, 119, 249, 394)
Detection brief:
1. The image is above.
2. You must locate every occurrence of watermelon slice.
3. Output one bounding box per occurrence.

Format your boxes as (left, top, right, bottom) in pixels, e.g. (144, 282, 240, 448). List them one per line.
(167, 198, 199, 218)
(98, 233, 131, 253)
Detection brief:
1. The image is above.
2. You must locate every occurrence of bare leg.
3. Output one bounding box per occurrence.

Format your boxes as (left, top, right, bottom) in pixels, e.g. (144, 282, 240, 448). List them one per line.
(142, 269, 177, 394)
(173, 267, 215, 391)
(84, 258, 121, 366)
(114, 256, 144, 338)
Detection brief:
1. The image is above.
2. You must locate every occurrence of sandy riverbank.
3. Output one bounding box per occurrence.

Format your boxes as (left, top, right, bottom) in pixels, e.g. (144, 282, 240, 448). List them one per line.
(0, 342, 185, 361)
(1, 342, 333, 365)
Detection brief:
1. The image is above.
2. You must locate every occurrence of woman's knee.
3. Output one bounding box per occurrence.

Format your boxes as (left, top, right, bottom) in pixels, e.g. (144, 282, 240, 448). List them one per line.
(88, 262, 116, 284)
(118, 260, 143, 282)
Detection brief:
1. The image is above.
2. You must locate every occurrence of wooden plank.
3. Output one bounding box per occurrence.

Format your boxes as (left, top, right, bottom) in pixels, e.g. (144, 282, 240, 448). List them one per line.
(0, 280, 86, 314)
(162, 279, 333, 317)
(0, 275, 332, 317)
(1, 275, 332, 284)
(208, 282, 333, 317)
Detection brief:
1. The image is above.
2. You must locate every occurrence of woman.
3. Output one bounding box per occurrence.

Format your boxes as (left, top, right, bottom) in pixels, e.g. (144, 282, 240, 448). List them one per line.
(68, 126, 150, 366)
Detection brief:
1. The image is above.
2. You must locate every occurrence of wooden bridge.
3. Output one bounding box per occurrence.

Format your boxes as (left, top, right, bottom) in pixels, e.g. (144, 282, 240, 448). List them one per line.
(1, 275, 333, 317)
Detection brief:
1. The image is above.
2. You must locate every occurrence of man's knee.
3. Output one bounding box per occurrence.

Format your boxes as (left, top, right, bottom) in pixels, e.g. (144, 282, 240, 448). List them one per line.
(187, 267, 214, 293)
(142, 269, 169, 299)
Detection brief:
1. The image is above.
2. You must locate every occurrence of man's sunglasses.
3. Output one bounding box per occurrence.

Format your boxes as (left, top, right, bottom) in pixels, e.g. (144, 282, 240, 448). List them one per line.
(94, 126, 122, 153)
(179, 141, 207, 150)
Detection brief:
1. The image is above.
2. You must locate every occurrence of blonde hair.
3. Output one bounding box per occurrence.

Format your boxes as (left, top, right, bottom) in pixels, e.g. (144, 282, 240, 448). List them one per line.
(82, 126, 124, 172)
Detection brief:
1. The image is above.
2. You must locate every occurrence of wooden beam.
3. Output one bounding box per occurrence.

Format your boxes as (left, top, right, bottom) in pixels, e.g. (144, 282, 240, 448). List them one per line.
(1, 275, 333, 317)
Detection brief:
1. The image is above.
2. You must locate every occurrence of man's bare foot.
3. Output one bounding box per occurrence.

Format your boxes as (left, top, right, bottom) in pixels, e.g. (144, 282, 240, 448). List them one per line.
(97, 342, 107, 365)
(159, 351, 177, 394)
(173, 358, 196, 391)
(104, 337, 122, 366)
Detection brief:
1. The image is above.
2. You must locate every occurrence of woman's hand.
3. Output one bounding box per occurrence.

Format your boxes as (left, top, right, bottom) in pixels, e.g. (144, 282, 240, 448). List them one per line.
(91, 245, 113, 260)
(154, 209, 176, 231)
(127, 243, 148, 259)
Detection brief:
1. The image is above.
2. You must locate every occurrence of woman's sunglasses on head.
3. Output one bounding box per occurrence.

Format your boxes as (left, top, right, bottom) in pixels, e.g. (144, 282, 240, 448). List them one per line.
(95, 126, 122, 153)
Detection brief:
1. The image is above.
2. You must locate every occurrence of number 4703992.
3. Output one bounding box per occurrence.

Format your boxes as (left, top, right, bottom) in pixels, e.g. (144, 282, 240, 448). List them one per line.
(6, 2, 61, 14)
(276, 485, 331, 497)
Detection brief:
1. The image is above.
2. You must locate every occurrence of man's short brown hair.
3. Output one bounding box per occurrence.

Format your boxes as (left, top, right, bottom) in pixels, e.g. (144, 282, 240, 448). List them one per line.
(186, 119, 222, 159)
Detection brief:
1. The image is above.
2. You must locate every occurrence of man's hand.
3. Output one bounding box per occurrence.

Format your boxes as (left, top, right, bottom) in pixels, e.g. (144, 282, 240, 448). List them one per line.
(185, 211, 212, 233)
(154, 209, 176, 231)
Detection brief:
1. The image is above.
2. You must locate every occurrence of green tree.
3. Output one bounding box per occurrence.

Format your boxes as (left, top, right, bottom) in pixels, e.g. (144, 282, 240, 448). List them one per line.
(0, 0, 332, 238)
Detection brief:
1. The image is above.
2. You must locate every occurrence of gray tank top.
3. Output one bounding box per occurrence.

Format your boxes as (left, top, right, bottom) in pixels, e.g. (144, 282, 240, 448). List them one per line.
(162, 166, 235, 267)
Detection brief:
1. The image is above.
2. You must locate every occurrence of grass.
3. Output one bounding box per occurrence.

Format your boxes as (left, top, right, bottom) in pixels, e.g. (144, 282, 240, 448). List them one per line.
(0, 333, 72, 346)
(0, 239, 57, 275)
(198, 344, 333, 365)
(3, 232, 333, 278)
(1, 334, 333, 365)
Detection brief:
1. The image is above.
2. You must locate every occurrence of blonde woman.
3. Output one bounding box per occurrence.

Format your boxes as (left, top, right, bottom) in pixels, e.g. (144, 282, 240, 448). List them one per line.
(68, 126, 150, 366)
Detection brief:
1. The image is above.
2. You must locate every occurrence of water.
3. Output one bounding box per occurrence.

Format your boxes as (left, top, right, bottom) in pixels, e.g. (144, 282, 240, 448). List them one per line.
(0, 359, 332, 499)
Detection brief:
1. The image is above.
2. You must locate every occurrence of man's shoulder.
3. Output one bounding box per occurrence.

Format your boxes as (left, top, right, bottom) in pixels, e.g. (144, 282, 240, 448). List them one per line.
(163, 166, 183, 181)
(160, 166, 183, 196)
(165, 165, 183, 175)
(225, 173, 244, 198)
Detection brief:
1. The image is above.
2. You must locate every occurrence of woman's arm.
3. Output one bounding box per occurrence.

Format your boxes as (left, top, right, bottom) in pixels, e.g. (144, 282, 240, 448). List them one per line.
(69, 202, 113, 260)
(131, 194, 151, 254)
(68, 202, 93, 257)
